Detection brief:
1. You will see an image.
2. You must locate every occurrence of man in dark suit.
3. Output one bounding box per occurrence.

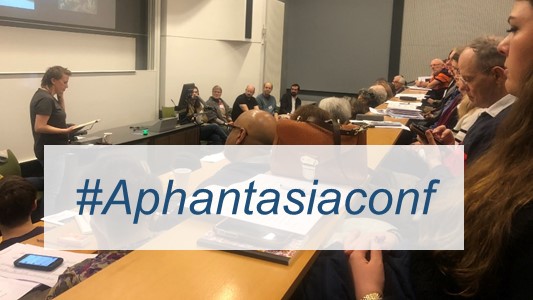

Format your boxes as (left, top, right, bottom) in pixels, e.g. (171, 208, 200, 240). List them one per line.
(279, 83, 302, 115)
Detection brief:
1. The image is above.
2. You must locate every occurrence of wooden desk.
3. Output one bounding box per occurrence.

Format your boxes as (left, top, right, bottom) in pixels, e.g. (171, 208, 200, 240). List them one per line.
(366, 116, 409, 145)
(57, 249, 318, 300)
(54, 112, 410, 299)
(365, 88, 428, 145)
(54, 158, 321, 300)
(75, 121, 200, 145)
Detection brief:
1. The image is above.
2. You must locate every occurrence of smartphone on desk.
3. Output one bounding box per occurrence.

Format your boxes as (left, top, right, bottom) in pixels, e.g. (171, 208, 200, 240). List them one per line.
(214, 218, 294, 248)
(410, 123, 443, 145)
(14, 253, 64, 272)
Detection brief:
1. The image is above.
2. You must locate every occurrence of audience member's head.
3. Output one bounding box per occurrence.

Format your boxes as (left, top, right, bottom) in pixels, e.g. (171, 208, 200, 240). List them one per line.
(244, 84, 255, 98)
(211, 85, 223, 100)
(318, 97, 352, 124)
(0, 176, 37, 228)
(226, 110, 277, 145)
(445, 49, 457, 75)
(358, 88, 381, 108)
(392, 75, 406, 92)
(368, 85, 388, 104)
(458, 36, 506, 108)
(430, 58, 446, 75)
(192, 86, 200, 99)
(448, 47, 464, 78)
(290, 83, 300, 96)
(350, 97, 369, 118)
(262, 82, 273, 96)
(291, 104, 331, 123)
(374, 79, 394, 100)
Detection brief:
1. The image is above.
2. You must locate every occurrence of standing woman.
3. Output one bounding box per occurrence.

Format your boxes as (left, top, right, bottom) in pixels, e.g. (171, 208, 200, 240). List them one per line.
(30, 66, 76, 165)
(350, 1, 533, 299)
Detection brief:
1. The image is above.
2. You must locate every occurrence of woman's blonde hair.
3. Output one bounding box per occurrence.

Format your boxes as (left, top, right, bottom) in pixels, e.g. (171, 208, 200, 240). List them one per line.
(456, 95, 475, 119)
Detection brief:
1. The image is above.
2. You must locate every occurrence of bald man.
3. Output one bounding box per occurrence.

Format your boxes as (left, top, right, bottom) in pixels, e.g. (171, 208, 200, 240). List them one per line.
(415, 58, 453, 99)
(226, 110, 277, 145)
(231, 84, 259, 121)
(199, 110, 276, 188)
(256, 82, 277, 116)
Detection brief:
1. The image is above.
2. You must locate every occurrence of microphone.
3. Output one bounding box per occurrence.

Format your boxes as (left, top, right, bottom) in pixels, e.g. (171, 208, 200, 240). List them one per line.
(171, 99, 177, 107)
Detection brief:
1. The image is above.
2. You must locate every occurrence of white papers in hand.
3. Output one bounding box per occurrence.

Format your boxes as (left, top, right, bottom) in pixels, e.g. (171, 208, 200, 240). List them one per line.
(72, 119, 100, 131)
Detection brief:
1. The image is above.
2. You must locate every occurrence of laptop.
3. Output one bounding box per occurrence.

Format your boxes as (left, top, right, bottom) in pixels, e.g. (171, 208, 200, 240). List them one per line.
(147, 118, 178, 133)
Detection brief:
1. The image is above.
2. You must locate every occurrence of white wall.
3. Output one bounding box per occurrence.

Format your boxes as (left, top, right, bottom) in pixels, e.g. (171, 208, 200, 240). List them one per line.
(399, 0, 514, 80)
(160, 0, 281, 106)
(0, 26, 158, 162)
(1, 0, 285, 162)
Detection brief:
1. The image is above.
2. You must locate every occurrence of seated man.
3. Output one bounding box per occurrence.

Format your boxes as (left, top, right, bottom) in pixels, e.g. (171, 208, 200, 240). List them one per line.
(424, 36, 515, 165)
(226, 110, 277, 146)
(231, 84, 259, 121)
(205, 85, 233, 125)
(415, 58, 453, 100)
(0, 175, 43, 250)
(279, 83, 302, 116)
(200, 110, 277, 188)
(256, 82, 278, 116)
(392, 75, 407, 94)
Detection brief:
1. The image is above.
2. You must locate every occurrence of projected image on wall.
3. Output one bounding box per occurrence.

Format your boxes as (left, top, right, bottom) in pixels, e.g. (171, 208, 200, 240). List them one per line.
(0, 0, 35, 10)
(58, 0, 97, 15)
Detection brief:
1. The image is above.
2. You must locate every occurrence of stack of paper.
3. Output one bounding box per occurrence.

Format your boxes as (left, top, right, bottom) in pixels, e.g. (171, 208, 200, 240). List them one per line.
(386, 102, 424, 120)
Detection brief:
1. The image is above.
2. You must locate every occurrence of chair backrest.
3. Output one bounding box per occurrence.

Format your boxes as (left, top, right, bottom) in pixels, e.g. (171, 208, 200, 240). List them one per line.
(161, 106, 176, 118)
(274, 119, 367, 145)
(0, 149, 22, 177)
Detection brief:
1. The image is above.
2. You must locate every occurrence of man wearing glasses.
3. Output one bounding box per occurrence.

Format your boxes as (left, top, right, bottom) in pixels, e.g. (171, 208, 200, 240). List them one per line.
(226, 110, 277, 146)
(415, 58, 453, 100)
(391, 75, 407, 94)
(428, 36, 516, 164)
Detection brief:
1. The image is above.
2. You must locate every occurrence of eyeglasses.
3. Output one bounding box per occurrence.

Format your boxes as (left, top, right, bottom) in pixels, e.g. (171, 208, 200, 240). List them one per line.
(456, 65, 504, 85)
(226, 123, 245, 132)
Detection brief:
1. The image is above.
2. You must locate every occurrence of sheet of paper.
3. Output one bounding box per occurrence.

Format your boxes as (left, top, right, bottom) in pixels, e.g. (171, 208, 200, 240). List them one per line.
(350, 120, 409, 131)
(369, 107, 386, 115)
(200, 152, 226, 163)
(41, 210, 76, 226)
(406, 86, 431, 91)
(72, 119, 100, 131)
(0, 277, 39, 300)
(0, 243, 96, 287)
(386, 101, 421, 111)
